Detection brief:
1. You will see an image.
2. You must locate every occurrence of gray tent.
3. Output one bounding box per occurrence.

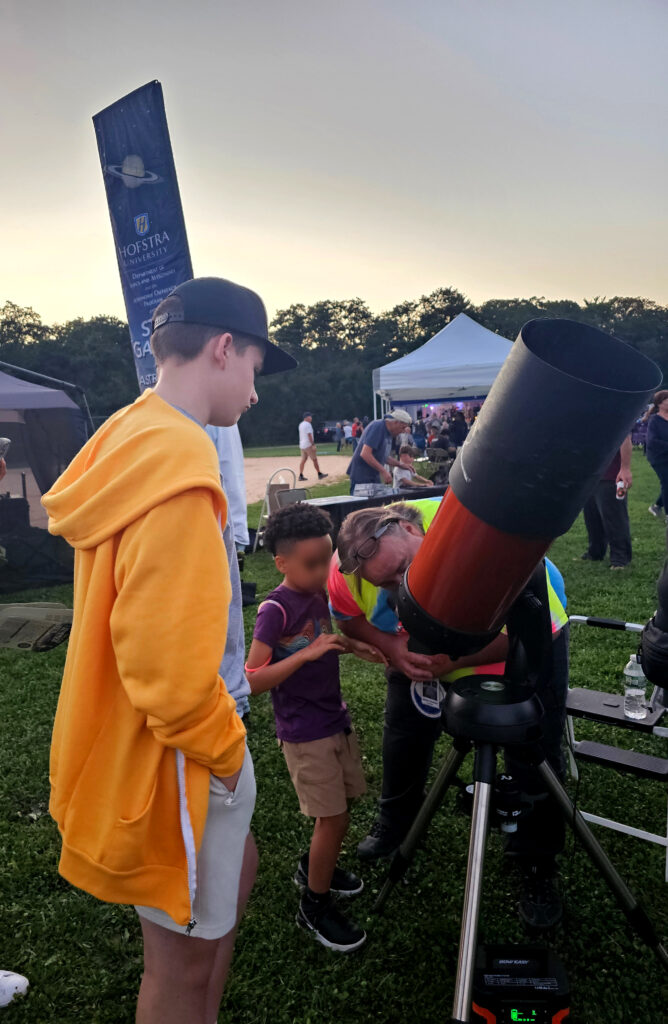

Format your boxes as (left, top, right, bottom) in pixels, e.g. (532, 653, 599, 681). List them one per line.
(0, 370, 87, 522)
(0, 370, 86, 596)
(0, 369, 87, 590)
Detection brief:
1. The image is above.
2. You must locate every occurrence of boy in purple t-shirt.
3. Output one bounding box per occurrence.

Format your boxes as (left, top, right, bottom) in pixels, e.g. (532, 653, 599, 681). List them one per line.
(246, 503, 384, 952)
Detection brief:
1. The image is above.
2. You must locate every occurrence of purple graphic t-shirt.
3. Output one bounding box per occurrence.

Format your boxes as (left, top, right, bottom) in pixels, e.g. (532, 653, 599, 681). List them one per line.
(252, 583, 351, 743)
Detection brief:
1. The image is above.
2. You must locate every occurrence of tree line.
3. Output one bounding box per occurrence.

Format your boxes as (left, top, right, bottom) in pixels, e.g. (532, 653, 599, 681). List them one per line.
(1, 289, 666, 446)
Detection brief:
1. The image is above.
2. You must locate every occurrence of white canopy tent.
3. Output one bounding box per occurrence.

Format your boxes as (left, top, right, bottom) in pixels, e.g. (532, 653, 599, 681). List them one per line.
(372, 313, 513, 416)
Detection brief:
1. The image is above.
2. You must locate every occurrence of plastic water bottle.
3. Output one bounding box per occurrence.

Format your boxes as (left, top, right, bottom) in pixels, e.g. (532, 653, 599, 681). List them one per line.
(623, 654, 648, 720)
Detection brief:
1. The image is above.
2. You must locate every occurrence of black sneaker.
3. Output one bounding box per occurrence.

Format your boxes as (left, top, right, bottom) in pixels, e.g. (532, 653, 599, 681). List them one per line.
(297, 896, 366, 952)
(357, 820, 401, 862)
(299, 474, 307, 481)
(317, 472, 328, 479)
(518, 863, 563, 930)
(294, 857, 363, 897)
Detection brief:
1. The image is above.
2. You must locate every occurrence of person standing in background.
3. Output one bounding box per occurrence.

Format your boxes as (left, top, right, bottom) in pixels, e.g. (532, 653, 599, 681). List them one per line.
(646, 391, 668, 521)
(450, 410, 468, 447)
(582, 436, 633, 569)
(413, 416, 427, 452)
(347, 409, 414, 497)
(298, 413, 328, 482)
(432, 425, 456, 458)
(205, 425, 249, 553)
(205, 424, 252, 719)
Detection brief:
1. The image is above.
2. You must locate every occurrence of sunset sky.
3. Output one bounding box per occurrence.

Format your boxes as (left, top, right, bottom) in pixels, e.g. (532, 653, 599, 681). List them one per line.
(1, 0, 666, 327)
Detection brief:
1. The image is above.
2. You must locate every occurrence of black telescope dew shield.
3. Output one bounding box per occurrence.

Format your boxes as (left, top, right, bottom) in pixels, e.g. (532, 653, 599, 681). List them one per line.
(398, 318, 662, 656)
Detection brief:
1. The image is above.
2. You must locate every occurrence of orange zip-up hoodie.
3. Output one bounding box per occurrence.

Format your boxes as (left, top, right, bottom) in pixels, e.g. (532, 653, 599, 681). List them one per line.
(42, 389, 246, 927)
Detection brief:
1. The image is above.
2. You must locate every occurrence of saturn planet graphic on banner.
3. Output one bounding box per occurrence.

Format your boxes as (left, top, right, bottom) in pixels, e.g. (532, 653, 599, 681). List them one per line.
(105, 153, 162, 188)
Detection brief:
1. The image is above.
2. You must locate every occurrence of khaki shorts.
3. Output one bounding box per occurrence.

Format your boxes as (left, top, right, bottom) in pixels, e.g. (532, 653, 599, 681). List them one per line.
(299, 444, 317, 457)
(136, 744, 256, 940)
(281, 729, 366, 818)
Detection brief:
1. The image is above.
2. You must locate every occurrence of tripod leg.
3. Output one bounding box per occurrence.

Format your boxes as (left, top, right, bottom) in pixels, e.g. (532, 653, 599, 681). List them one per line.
(373, 738, 470, 914)
(452, 744, 496, 1024)
(538, 759, 668, 971)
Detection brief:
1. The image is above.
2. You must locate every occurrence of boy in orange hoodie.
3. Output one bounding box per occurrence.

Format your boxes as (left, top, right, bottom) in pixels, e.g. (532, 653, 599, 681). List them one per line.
(42, 277, 296, 1024)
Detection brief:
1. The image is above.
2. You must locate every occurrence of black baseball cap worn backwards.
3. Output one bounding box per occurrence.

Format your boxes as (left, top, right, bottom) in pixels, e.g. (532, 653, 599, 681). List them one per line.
(151, 276, 297, 376)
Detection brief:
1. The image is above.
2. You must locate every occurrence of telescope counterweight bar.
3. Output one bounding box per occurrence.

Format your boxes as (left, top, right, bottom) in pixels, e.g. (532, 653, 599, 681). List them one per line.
(569, 615, 644, 633)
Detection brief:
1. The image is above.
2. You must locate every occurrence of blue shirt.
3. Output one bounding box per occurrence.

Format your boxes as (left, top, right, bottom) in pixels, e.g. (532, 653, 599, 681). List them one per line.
(347, 418, 391, 485)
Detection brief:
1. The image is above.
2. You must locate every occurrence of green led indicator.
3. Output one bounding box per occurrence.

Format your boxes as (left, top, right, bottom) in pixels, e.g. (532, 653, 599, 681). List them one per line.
(510, 1011, 537, 1023)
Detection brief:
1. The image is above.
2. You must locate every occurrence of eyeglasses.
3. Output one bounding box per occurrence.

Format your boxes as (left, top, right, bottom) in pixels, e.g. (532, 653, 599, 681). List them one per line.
(338, 517, 402, 575)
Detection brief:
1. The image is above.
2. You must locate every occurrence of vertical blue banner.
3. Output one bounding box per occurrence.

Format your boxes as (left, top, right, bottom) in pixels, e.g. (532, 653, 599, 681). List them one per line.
(93, 81, 193, 390)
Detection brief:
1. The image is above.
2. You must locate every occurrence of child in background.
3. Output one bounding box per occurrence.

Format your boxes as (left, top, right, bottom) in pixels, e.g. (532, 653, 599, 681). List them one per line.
(392, 445, 432, 489)
(246, 504, 384, 952)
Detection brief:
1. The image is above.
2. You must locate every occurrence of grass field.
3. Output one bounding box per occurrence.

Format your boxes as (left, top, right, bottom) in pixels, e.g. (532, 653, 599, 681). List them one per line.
(1, 453, 668, 1022)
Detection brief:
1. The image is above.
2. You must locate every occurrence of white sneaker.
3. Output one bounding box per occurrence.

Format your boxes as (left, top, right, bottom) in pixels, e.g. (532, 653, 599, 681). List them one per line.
(0, 970, 29, 1007)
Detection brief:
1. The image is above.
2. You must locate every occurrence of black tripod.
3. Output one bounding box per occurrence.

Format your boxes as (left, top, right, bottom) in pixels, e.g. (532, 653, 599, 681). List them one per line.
(373, 595, 668, 1024)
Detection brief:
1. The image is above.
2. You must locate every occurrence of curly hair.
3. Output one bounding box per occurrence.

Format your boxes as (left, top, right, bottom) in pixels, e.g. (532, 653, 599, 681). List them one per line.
(263, 502, 334, 555)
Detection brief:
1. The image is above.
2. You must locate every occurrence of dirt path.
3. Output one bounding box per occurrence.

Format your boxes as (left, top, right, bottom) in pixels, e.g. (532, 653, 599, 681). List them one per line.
(243, 453, 351, 503)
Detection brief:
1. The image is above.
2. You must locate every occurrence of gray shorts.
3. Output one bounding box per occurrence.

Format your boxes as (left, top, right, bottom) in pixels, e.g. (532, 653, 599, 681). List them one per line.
(136, 745, 256, 940)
